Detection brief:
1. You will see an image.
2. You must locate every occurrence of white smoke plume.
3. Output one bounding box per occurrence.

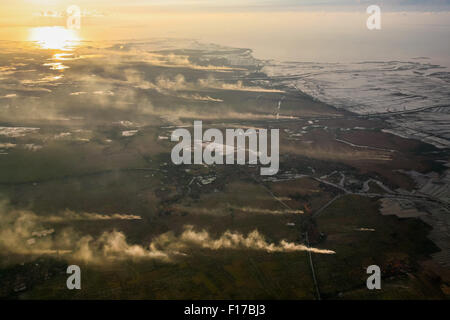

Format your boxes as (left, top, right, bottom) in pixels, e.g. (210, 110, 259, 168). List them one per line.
(0, 201, 334, 265)
(171, 205, 303, 216)
(72, 231, 170, 263)
(176, 93, 223, 102)
(177, 225, 334, 254)
(40, 210, 142, 222)
(230, 206, 304, 215)
(67, 225, 335, 264)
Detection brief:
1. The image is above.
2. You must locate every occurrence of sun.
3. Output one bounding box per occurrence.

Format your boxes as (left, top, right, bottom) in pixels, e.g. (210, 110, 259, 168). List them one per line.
(29, 26, 80, 50)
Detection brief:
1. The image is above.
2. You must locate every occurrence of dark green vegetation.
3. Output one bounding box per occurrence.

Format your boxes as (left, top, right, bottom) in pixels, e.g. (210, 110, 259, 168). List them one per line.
(20, 251, 316, 299)
(315, 195, 443, 299)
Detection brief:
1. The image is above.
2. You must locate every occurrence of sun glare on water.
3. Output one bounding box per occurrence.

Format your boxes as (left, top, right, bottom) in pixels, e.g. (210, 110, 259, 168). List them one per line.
(29, 26, 81, 50)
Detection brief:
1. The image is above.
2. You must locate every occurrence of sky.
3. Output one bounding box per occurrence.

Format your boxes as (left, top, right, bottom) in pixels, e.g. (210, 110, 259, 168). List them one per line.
(0, 1, 449, 64)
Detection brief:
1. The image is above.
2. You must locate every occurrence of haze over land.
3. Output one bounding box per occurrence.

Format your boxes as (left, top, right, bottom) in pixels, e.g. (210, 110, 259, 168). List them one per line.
(1, 1, 450, 64)
(0, 0, 449, 299)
